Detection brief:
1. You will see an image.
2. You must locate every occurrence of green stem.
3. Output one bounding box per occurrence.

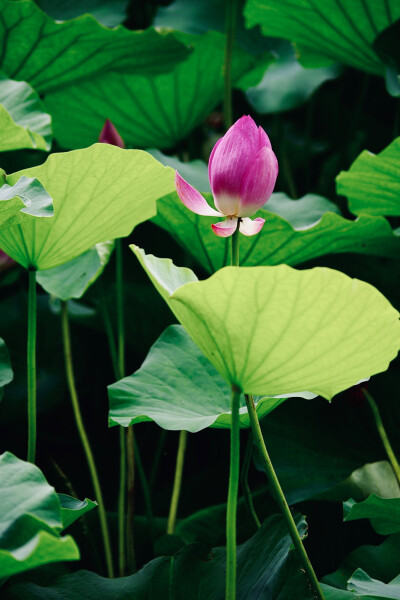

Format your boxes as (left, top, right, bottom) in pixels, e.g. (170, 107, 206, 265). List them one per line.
(150, 429, 167, 491)
(244, 394, 325, 600)
(118, 426, 126, 575)
(167, 430, 188, 534)
(99, 282, 119, 380)
(116, 239, 125, 379)
(363, 388, 400, 486)
(61, 301, 114, 578)
(231, 224, 240, 266)
(133, 436, 156, 543)
(226, 385, 241, 600)
(240, 433, 261, 529)
(126, 426, 136, 573)
(27, 269, 37, 463)
(223, 0, 239, 130)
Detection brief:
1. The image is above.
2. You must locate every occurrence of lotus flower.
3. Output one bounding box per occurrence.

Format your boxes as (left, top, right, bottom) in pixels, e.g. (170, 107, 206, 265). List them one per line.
(175, 115, 278, 237)
(99, 119, 125, 148)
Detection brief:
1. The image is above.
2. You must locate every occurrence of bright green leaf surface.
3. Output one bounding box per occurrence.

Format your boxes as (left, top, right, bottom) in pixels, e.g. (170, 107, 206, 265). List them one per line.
(132, 246, 400, 398)
(348, 569, 400, 598)
(44, 31, 264, 150)
(0, 0, 189, 94)
(337, 137, 400, 216)
(35, 0, 128, 27)
(0, 145, 174, 270)
(0, 75, 51, 151)
(0, 453, 79, 579)
(244, 0, 400, 76)
(2, 514, 311, 599)
(153, 191, 400, 273)
(246, 42, 342, 114)
(37, 241, 114, 300)
(344, 494, 400, 535)
(58, 494, 97, 530)
(108, 325, 295, 432)
(0, 175, 53, 231)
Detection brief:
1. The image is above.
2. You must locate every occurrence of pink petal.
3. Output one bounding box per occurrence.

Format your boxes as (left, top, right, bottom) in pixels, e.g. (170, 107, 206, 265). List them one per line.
(99, 119, 125, 148)
(239, 217, 265, 236)
(238, 147, 278, 217)
(211, 217, 238, 238)
(209, 115, 260, 208)
(208, 137, 222, 186)
(258, 126, 272, 150)
(175, 172, 222, 217)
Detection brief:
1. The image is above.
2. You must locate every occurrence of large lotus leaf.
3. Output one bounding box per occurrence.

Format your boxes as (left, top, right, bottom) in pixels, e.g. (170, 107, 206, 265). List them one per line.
(0, 174, 53, 231)
(344, 495, 400, 535)
(337, 137, 400, 216)
(348, 569, 400, 598)
(35, 0, 128, 27)
(131, 246, 400, 399)
(107, 325, 308, 432)
(0, 0, 189, 94)
(0, 75, 51, 151)
(37, 241, 114, 300)
(43, 31, 265, 150)
(0, 337, 13, 393)
(0, 145, 174, 270)
(1, 514, 312, 600)
(153, 191, 400, 273)
(0, 452, 79, 579)
(58, 494, 97, 530)
(244, 0, 400, 76)
(373, 20, 400, 97)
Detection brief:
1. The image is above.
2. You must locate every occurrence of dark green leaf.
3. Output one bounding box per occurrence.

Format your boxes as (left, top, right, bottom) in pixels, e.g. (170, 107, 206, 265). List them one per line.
(58, 494, 97, 530)
(35, 0, 128, 27)
(344, 494, 400, 535)
(0, 338, 13, 395)
(348, 569, 400, 598)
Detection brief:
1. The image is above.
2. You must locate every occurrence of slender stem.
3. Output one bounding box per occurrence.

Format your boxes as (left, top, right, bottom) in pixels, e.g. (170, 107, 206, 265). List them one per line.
(240, 433, 261, 529)
(116, 239, 125, 379)
(150, 429, 167, 491)
(223, 0, 239, 130)
(27, 269, 37, 463)
(244, 394, 325, 600)
(134, 436, 156, 543)
(61, 301, 114, 578)
(99, 282, 119, 380)
(231, 224, 240, 267)
(226, 385, 241, 600)
(363, 388, 400, 487)
(167, 430, 188, 534)
(126, 426, 136, 573)
(118, 427, 126, 575)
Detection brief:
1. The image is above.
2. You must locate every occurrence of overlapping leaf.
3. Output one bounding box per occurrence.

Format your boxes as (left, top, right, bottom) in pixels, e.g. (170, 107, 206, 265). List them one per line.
(337, 137, 400, 216)
(153, 191, 400, 273)
(244, 0, 400, 76)
(0, 0, 189, 94)
(0, 145, 174, 270)
(0, 75, 51, 151)
(35, 0, 128, 27)
(348, 569, 400, 598)
(0, 452, 79, 579)
(0, 338, 12, 399)
(131, 246, 400, 399)
(0, 174, 53, 230)
(344, 495, 400, 535)
(44, 31, 265, 150)
(108, 325, 296, 432)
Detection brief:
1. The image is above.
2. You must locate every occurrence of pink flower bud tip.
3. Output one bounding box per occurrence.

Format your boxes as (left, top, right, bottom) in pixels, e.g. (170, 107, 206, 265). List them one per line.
(175, 115, 278, 237)
(99, 119, 125, 148)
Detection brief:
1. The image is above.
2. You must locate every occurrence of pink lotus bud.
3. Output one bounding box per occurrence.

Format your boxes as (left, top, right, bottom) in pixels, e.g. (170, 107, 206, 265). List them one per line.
(175, 115, 278, 238)
(99, 119, 125, 148)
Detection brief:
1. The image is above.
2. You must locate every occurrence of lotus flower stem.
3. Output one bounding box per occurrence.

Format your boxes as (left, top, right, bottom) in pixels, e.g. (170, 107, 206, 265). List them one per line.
(226, 385, 241, 600)
(240, 434, 261, 529)
(223, 0, 239, 129)
(27, 269, 37, 463)
(231, 224, 240, 266)
(61, 301, 114, 578)
(167, 429, 188, 534)
(244, 394, 325, 600)
(363, 388, 400, 486)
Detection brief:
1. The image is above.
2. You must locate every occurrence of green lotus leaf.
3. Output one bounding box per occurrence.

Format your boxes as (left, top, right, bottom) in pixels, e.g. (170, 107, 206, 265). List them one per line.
(0, 174, 53, 231)
(0, 338, 13, 399)
(37, 241, 114, 300)
(0, 145, 174, 270)
(58, 494, 97, 530)
(108, 325, 302, 432)
(35, 0, 128, 27)
(131, 246, 400, 399)
(0, 0, 189, 94)
(337, 137, 400, 216)
(244, 0, 400, 76)
(0, 452, 79, 580)
(348, 569, 400, 598)
(0, 74, 51, 151)
(344, 494, 400, 535)
(153, 191, 400, 272)
(43, 31, 265, 150)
